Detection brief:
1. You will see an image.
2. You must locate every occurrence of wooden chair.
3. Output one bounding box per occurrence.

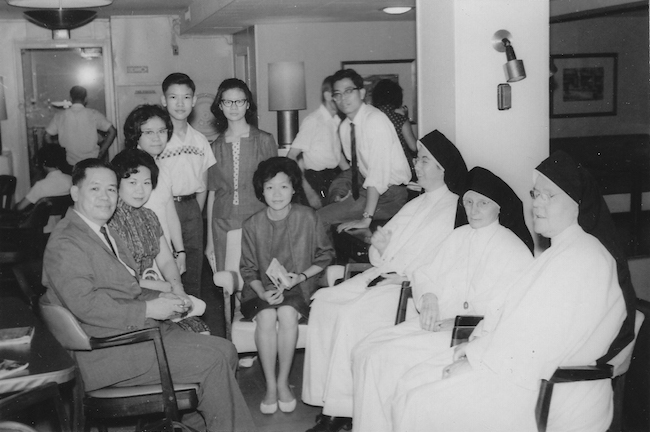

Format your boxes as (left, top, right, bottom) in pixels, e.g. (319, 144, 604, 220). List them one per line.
(39, 302, 199, 432)
(0, 175, 16, 211)
(393, 284, 646, 432)
(0, 382, 70, 432)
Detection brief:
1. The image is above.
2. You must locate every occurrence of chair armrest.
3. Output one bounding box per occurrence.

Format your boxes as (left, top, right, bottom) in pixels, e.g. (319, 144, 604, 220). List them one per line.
(326, 265, 345, 286)
(90, 326, 180, 421)
(213, 270, 240, 295)
(344, 262, 373, 280)
(90, 327, 162, 350)
(394, 281, 412, 325)
(549, 364, 613, 383)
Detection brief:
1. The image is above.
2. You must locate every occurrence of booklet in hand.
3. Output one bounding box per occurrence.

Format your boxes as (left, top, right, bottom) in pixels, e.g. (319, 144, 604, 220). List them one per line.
(0, 326, 34, 347)
(266, 258, 292, 292)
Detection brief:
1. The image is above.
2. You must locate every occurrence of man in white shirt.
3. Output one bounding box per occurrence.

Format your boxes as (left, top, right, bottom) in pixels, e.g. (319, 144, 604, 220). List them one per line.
(288, 75, 344, 208)
(316, 69, 411, 231)
(45, 86, 116, 166)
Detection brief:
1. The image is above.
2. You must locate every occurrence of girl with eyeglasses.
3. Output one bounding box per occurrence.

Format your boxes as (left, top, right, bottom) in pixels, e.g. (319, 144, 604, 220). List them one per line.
(123, 104, 186, 275)
(205, 78, 278, 272)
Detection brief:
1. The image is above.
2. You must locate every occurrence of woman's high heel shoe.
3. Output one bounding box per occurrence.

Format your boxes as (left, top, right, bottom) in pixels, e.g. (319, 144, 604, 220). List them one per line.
(260, 401, 278, 415)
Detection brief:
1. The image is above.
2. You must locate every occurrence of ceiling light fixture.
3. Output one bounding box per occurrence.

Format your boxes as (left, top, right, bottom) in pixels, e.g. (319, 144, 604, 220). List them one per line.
(6, 0, 112, 7)
(382, 7, 413, 15)
(7, 0, 112, 38)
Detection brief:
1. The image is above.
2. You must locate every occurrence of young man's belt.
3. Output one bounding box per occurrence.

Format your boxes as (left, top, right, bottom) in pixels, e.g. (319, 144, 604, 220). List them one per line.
(173, 193, 196, 202)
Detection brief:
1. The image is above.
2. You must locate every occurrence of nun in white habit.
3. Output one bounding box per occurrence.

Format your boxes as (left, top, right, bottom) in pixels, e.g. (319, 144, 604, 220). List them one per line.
(302, 130, 468, 431)
(351, 166, 534, 432)
(390, 151, 634, 432)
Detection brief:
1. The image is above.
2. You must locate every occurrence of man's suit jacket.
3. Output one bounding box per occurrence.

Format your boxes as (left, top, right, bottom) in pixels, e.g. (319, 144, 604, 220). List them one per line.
(41, 209, 162, 391)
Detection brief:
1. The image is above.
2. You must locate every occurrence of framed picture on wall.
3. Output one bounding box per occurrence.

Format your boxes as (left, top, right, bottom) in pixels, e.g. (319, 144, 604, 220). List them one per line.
(550, 53, 618, 118)
(341, 59, 417, 123)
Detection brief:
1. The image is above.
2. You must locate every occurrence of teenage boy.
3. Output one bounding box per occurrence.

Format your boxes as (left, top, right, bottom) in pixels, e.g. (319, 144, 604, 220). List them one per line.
(157, 73, 216, 299)
(316, 69, 411, 231)
(288, 75, 345, 208)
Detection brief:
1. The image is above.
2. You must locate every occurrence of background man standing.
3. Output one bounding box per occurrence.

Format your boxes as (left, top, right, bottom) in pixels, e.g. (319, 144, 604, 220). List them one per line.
(288, 75, 345, 208)
(45, 85, 117, 166)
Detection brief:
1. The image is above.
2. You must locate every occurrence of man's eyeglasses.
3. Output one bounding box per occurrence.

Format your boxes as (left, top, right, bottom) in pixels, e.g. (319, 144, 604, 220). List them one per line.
(221, 99, 247, 107)
(141, 129, 168, 137)
(530, 189, 556, 203)
(332, 87, 360, 102)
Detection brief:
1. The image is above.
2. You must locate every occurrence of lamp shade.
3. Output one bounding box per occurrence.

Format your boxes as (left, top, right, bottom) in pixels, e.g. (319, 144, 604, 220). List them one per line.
(24, 9, 97, 30)
(268, 62, 306, 111)
(0, 77, 7, 121)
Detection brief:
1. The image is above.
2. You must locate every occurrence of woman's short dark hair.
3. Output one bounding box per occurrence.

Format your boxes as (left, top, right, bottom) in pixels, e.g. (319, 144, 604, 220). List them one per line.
(210, 78, 257, 134)
(253, 157, 304, 204)
(371, 79, 403, 108)
(123, 104, 173, 149)
(110, 148, 159, 189)
(38, 144, 68, 171)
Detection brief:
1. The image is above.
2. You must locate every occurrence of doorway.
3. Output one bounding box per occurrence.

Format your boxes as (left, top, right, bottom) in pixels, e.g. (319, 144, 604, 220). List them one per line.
(16, 41, 116, 185)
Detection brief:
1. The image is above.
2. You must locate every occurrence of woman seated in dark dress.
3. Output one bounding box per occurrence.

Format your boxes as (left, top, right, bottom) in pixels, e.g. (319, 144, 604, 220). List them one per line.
(240, 157, 335, 415)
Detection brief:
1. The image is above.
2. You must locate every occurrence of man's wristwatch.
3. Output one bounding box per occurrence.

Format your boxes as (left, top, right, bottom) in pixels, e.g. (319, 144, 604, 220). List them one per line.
(362, 211, 374, 220)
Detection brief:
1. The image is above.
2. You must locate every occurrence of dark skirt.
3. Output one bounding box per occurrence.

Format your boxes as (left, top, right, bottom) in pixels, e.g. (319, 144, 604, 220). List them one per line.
(240, 287, 310, 323)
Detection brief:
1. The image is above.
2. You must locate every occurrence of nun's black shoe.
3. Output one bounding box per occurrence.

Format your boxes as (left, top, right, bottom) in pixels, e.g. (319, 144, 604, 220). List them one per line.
(305, 414, 352, 432)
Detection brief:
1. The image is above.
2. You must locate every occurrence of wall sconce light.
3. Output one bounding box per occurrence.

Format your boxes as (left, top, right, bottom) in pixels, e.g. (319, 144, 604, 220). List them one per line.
(268, 61, 307, 147)
(492, 30, 526, 83)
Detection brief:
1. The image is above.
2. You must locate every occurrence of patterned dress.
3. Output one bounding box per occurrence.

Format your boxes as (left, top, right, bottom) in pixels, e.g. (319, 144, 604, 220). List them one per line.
(377, 104, 416, 179)
(108, 199, 163, 277)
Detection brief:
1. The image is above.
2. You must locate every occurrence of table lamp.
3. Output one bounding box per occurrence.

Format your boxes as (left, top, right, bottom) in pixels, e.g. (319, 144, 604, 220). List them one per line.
(268, 61, 307, 147)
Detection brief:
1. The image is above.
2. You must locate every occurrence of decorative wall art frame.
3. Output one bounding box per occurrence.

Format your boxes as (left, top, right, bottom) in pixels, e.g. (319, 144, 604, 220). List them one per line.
(550, 53, 617, 118)
(341, 59, 417, 122)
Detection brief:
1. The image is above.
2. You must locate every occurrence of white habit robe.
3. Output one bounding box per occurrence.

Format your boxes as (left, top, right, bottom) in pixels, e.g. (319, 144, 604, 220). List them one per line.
(302, 185, 459, 416)
(392, 225, 626, 432)
(351, 221, 533, 432)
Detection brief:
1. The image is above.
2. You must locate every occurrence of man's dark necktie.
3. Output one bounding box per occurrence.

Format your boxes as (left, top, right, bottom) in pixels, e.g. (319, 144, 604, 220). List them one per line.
(100, 226, 117, 256)
(350, 122, 359, 200)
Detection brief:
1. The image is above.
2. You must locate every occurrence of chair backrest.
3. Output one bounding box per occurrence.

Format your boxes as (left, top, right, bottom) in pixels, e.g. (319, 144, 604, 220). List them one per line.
(0, 175, 16, 210)
(19, 198, 53, 230)
(224, 229, 244, 291)
(39, 195, 73, 218)
(610, 309, 645, 376)
(39, 301, 93, 351)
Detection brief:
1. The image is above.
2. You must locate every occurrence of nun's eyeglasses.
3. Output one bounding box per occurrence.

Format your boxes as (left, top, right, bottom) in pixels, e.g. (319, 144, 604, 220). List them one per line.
(530, 189, 556, 203)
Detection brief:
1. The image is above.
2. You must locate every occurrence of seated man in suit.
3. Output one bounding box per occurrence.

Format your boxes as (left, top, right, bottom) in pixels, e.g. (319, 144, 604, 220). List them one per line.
(40, 158, 255, 432)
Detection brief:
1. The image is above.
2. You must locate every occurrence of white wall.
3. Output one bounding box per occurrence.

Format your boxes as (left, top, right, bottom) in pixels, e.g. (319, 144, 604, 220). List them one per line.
(254, 21, 416, 139)
(0, 19, 112, 198)
(417, 0, 550, 250)
(0, 16, 234, 199)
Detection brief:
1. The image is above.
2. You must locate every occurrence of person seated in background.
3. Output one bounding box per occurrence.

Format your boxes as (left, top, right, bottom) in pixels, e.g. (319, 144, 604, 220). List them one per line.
(14, 144, 71, 212)
(239, 157, 334, 415)
(108, 149, 208, 332)
(288, 75, 345, 208)
(13, 144, 72, 233)
(40, 158, 255, 432)
(390, 151, 636, 432)
(316, 68, 412, 231)
(351, 166, 534, 431)
(302, 129, 468, 432)
(371, 79, 418, 181)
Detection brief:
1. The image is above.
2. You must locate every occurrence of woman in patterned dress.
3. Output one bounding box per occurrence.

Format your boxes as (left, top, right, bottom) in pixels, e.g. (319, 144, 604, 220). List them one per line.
(205, 78, 278, 271)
